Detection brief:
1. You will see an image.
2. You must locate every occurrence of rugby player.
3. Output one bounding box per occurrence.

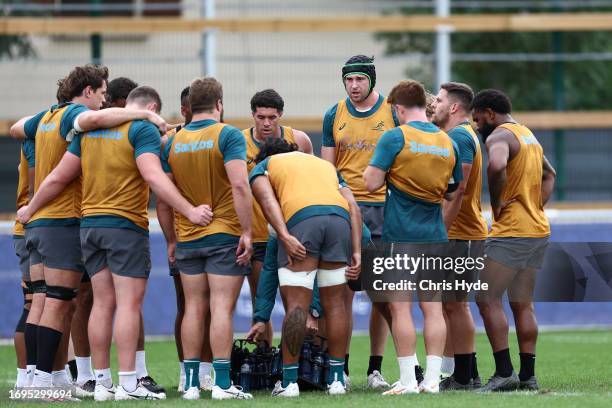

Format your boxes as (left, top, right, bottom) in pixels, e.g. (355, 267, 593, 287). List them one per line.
(364, 79, 463, 394)
(64, 76, 142, 397)
(9, 64, 168, 392)
(321, 55, 397, 389)
(101, 76, 165, 395)
(161, 77, 254, 400)
(243, 88, 313, 346)
(431, 82, 486, 390)
(250, 138, 362, 397)
(472, 89, 555, 392)
(158, 86, 215, 393)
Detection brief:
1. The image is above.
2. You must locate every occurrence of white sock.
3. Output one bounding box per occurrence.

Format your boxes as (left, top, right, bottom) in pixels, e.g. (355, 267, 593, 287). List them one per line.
(424, 355, 443, 383)
(398, 355, 418, 386)
(94, 368, 113, 388)
(179, 362, 185, 378)
(25, 365, 36, 386)
(32, 369, 53, 387)
(16, 368, 28, 387)
(52, 370, 72, 387)
(199, 362, 212, 378)
(119, 371, 138, 393)
(76, 356, 94, 384)
(441, 356, 455, 376)
(135, 350, 148, 379)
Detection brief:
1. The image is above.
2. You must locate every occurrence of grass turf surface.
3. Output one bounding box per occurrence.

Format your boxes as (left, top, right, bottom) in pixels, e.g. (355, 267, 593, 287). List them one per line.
(0, 330, 610, 407)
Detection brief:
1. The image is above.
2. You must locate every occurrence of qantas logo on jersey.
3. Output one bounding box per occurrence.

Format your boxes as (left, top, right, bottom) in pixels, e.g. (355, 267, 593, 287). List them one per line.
(174, 140, 215, 154)
(339, 138, 376, 152)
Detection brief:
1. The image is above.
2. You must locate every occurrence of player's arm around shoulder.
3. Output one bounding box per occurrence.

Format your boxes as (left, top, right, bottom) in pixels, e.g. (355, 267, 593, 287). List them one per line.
(10, 116, 33, 140)
(11, 109, 47, 140)
(75, 107, 167, 134)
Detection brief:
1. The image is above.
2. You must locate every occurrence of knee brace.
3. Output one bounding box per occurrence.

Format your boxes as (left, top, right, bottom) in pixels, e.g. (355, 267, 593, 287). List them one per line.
(22, 283, 33, 305)
(22, 280, 33, 294)
(23, 288, 32, 307)
(317, 267, 347, 288)
(15, 308, 30, 333)
(278, 267, 316, 290)
(45, 285, 77, 301)
(31, 280, 46, 294)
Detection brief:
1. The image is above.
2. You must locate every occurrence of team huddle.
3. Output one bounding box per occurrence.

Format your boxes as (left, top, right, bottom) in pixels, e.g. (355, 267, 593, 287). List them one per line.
(9, 54, 555, 400)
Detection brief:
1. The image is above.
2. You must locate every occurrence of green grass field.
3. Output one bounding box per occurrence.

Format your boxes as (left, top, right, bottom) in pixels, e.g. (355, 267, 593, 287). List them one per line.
(1, 330, 611, 407)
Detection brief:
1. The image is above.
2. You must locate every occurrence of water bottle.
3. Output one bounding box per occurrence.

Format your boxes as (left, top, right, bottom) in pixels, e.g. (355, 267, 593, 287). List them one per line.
(299, 341, 312, 379)
(254, 357, 264, 390)
(311, 349, 323, 385)
(240, 358, 252, 392)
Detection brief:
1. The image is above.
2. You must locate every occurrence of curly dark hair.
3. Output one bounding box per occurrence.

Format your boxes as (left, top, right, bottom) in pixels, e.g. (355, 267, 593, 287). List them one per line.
(471, 89, 512, 114)
(180, 86, 190, 107)
(106, 77, 138, 105)
(254, 137, 298, 163)
(250, 89, 284, 113)
(60, 64, 109, 101)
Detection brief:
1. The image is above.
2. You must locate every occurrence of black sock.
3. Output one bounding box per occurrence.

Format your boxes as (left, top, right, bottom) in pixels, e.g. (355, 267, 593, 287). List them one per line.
(471, 352, 480, 379)
(518, 353, 536, 381)
(344, 354, 350, 376)
(367, 355, 383, 375)
(36, 326, 63, 373)
(454, 354, 472, 385)
(493, 349, 514, 378)
(24, 323, 38, 366)
(68, 359, 78, 382)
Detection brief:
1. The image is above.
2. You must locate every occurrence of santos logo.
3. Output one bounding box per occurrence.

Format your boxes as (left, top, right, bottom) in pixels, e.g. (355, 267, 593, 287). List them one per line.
(409, 140, 450, 157)
(86, 130, 123, 140)
(175, 140, 215, 153)
(39, 123, 57, 132)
